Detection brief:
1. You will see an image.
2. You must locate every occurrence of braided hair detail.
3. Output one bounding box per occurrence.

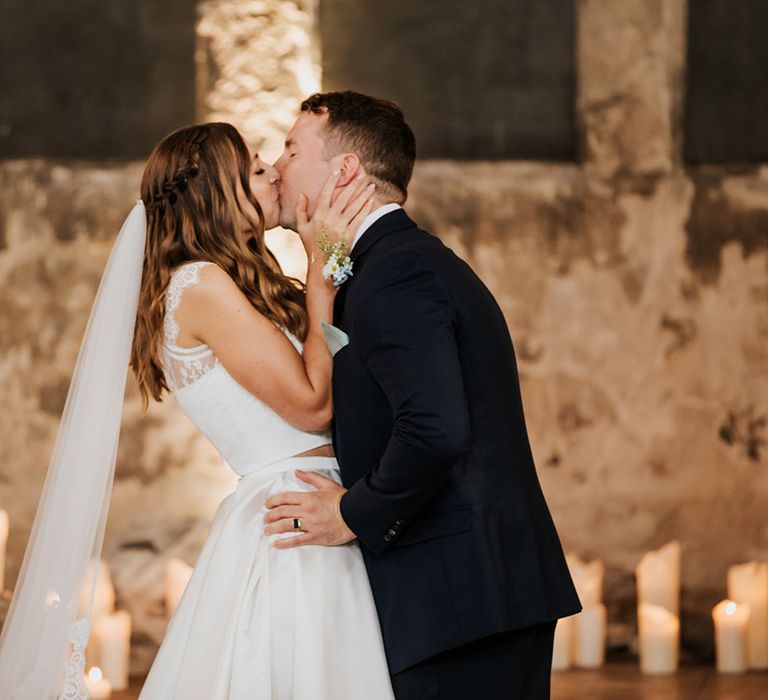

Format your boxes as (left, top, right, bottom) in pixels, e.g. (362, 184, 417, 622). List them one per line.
(144, 130, 207, 211)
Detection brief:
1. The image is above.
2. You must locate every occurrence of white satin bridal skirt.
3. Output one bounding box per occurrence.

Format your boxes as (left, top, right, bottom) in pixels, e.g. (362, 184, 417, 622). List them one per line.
(139, 456, 394, 700)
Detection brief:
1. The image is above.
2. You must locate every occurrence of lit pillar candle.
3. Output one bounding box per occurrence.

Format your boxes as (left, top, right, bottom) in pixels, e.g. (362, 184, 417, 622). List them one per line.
(84, 666, 112, 699)
(638, 603, 679, 675)
(567, 553, 607, 668)
(552, 616, 574, 671)
(636, 541, 681, 616)
(165, 558, 193, 617)
(0, 509, 8, 592)
(712, 600, 750, 674)
(574, 604, 607, 668)
(727, 561, 768, 669)
(93, 611, 131, 691)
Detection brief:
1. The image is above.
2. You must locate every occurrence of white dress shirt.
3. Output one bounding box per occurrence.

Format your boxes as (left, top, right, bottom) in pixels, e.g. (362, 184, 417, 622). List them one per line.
(349, 203, 402, 253)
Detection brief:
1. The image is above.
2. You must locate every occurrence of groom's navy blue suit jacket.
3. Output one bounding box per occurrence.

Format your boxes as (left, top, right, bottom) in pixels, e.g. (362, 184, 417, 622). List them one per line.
(333, 209, 580, 674)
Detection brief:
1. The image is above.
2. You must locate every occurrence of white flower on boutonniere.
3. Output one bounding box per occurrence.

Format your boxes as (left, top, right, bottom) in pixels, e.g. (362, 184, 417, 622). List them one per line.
(318, 225, 354, 287)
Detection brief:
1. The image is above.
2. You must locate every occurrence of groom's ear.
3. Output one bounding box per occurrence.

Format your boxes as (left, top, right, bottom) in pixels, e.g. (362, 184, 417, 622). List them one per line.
(337, 154, 362, 187)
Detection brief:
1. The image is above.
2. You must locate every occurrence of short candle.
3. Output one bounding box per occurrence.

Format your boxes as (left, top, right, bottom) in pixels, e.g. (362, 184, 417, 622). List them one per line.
(713, 599, 750, 674)
(728, 561, 768, 670)
(552, 616, 574, 671)
(84, 666, 112, 699)
(638, 603, 679, 675)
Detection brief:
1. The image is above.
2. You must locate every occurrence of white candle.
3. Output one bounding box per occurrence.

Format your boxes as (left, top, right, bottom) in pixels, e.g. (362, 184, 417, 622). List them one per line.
(728, 561, 768, 669)
(567, 553, 604, 608)
(712, 599, 750, 674)
(0, 509, 8, 592)
(93, 611, 131, 690)
(636, 541, 681, 616)
(574, 604, 607, 668)
(84, 666, 112, 699)
(165, 558, 193, 617)
(551, 616, 574, 671)
(78, 559, 116, 670)
(638, 603, 679, 675)
(78, 559, 115, 619)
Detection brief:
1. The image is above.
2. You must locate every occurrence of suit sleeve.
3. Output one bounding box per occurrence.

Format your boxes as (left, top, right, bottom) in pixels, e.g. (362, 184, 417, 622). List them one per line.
(339, 251, 470, 553)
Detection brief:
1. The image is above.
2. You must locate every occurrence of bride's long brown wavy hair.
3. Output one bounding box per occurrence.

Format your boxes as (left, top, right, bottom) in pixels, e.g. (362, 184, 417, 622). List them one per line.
(131, 122, 307, 406)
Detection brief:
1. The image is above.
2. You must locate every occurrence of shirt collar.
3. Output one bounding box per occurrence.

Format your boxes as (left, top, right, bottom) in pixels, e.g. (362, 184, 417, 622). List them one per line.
(349, 203, 402, 252)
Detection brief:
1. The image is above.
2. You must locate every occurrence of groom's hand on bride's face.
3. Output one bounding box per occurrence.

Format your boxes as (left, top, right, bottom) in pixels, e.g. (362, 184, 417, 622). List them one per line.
(263, 470, 356, 548)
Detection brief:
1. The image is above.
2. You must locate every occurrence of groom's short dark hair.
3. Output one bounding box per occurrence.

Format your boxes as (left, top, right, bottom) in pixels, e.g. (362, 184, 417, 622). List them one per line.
(301, 91, 416, 203)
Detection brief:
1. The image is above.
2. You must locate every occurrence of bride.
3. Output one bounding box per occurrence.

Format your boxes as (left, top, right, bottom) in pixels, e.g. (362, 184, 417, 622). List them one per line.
(0, 122, 394, 699)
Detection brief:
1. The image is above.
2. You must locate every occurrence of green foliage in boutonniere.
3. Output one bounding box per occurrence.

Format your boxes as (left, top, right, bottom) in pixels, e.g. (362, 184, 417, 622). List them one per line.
(318, 224, 354, 286)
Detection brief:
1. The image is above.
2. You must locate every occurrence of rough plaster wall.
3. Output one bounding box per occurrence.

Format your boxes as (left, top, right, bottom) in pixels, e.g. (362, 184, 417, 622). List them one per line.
(408, 161, 768, 658)
(405, 0, 768, 658)
(198, 0, 317, 278)
(0, 0, 316, 673)
(0, 0, 766, 671)
(0, 161, 236, 669)
(197, 0, 319, 156)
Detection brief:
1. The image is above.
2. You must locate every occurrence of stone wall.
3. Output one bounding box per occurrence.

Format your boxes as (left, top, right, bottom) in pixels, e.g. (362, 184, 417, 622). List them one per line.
(406, 0, 767, 659)
(0, 0, 317, 673)
(0, 0, 765, 672)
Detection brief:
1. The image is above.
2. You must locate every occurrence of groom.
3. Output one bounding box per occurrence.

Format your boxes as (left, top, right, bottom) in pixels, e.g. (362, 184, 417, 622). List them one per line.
(265, 91, 581, 699)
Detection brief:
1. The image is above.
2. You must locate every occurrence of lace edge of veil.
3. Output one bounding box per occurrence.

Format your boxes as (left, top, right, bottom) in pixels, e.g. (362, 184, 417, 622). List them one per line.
(10, 617, 89, 700)
(60, 618, 90, 700)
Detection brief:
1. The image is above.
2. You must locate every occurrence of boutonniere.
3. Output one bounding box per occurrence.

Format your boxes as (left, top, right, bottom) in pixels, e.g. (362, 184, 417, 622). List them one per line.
(318, 224, 354, 287)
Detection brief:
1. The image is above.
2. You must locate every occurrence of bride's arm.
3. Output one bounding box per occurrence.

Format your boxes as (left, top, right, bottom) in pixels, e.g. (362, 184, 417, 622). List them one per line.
(177, 173, 374, 432)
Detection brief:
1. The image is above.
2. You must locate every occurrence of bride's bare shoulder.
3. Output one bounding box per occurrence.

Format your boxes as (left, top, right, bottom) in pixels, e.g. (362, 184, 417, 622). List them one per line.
(175, 260, 287, 355)
(173, 261, 270, 347)
(179, 262, 242, 303)
(177, 262, 270, 330)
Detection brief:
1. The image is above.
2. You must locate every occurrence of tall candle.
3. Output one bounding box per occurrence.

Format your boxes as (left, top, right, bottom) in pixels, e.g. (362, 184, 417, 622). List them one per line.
(728, 561, 768, 669)
(712, 600, 750, 674)
(552, 616, 574, 671)
(93, 611, 131, 690)
(84, 666, 112, 699)
(78, 559, 116, 670)
(567, 553, 607, 668)
(0, 510, 8, 592)
(567, 553, 604, 607)
(78, 559, 116, 619)
(636, 541, 681, 616)
(574, 604, 607, 669)
(638, 603, 679, 675)
(165, 558, 193, 617)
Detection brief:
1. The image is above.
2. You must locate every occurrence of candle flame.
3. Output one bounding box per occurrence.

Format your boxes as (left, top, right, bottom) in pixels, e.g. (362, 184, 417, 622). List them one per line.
(88, 667, 103, 683)
(725, 601, 737, 616)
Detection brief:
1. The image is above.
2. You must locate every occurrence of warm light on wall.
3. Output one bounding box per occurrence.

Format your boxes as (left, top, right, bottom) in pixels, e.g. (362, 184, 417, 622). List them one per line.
(196, 1, 318, 278)
(197, 0, 320, 160)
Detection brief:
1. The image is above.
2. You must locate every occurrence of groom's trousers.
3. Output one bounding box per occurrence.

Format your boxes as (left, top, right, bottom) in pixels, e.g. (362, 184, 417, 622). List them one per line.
(389, 621, 557, 700)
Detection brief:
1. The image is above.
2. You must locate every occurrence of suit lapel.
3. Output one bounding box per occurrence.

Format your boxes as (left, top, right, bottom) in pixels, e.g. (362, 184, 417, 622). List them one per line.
(333, 283, 350, 325)
(333, 209, 416, 324)
(350, 209, 415, 264)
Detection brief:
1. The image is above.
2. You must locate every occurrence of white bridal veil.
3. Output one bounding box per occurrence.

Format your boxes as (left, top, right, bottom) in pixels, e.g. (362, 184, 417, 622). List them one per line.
(0, 201, 147, 699)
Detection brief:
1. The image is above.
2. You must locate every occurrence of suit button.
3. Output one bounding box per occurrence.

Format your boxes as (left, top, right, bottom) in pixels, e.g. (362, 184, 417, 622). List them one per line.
(388, 528, 397, 537)
(384, 534, 393, 542)
(395, 520, 405, 526)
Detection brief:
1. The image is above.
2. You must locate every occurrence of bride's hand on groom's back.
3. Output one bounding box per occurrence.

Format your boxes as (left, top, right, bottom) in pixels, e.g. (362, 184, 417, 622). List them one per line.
(296, 170, 375, 262)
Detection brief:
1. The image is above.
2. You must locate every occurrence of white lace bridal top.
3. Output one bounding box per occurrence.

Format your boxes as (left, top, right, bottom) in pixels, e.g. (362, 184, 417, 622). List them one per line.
(160, 261, 331, 476)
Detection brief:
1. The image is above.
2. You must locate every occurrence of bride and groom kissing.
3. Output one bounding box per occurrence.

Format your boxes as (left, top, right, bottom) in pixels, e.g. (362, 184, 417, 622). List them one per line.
(0, 91, 580, 699)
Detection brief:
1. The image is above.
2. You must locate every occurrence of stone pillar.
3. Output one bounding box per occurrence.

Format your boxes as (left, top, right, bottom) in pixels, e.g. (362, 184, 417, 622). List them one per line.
(196, 0, 319, 278)
(577, 0, 688, 178)
(197, 0, 320, 159)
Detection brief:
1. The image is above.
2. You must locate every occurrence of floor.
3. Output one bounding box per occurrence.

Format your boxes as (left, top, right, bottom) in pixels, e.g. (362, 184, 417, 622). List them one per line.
(114, 664, 768, 699)
(551, 665, 768, 700)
